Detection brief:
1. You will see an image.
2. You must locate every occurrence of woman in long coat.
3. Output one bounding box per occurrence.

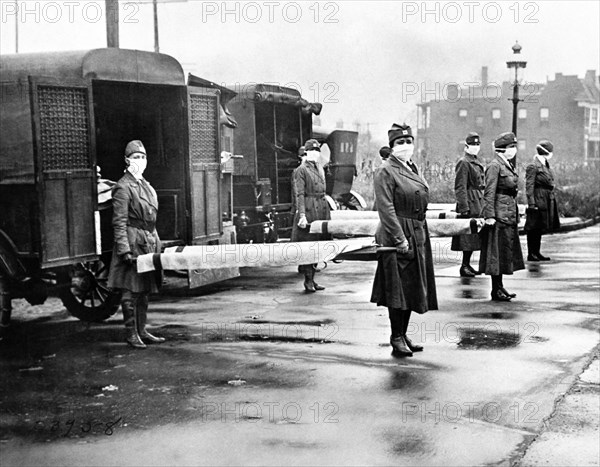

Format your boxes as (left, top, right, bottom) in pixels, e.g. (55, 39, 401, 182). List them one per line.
(107, 140, 164, 348)
(525, 140, 560, 261)
(291, 139, 330, 292)
(479, 132, 525, 301)
(452, 132, 485, 277)
(371, 123, 438, 357)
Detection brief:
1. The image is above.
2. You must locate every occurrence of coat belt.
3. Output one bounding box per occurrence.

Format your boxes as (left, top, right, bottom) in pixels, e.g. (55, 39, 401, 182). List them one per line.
(496, 188, 518, 197)
(128, 218, 156, 232)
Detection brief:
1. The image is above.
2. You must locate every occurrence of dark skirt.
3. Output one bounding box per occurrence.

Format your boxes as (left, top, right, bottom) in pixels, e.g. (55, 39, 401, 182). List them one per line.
(451, 233, 481, 252)
(479, 222, 525, 275)
(524, 199, 560, 233)
(370, 220, 438, 314)
(108, 251, 161, 294)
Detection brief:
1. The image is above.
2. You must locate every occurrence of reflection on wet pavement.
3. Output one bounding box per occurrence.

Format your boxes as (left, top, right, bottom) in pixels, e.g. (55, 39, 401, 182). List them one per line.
(455, 277, 488, 299)
(465, 312, 519, 320)
(457, 327, 521, 349)
(526, 263, 542, 277)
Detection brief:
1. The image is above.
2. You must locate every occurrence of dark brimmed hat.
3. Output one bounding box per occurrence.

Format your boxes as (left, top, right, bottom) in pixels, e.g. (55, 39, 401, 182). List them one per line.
(536, 140, 554, 155)
(388, 123, 413, 147)
(124, 140, 146, 157)
(493, 132, 517, 149)
(465, 132, 480, 145)
(304, 139, 320, 151)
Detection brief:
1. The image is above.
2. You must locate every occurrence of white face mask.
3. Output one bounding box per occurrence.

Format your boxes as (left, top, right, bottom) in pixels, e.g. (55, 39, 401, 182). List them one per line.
(503, 147, 517, 160)
(466, 145, 480, 156)
(305, 150, 320, 162)
(392, 144, 414, 162)
(127, 158, 147, 178)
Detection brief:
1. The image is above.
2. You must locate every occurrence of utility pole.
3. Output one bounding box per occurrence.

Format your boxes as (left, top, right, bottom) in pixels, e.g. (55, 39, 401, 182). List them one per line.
(105, 0, 119, 48)
(14, 0, 18, 53)
(153, 0, 160, 53)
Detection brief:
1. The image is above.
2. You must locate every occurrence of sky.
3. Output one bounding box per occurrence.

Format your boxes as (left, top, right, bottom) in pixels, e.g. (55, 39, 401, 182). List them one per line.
(1, 0, 599, 144)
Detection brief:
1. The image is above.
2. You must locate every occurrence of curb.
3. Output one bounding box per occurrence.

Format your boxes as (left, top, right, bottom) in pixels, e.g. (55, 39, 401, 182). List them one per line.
(518, 215, 599, 235)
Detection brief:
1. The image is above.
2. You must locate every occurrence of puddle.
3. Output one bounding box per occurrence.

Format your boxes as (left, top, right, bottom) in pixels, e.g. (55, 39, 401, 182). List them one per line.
(389, 436, 427, 455)
(237, 335, 334, 344)
(457, 328, 521, 349)
(387, 369, 430, 391)
(236, 319, 336, 327)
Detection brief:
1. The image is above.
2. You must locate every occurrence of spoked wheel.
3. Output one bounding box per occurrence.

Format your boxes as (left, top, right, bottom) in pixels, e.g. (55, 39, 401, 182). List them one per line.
(60, 259, 121, 322)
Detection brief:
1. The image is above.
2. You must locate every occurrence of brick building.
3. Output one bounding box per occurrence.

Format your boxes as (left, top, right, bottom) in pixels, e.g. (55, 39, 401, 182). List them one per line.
(416, 68, 600, 168)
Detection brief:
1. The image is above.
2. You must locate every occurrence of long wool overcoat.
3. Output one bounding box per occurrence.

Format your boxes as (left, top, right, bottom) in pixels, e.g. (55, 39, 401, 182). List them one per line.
(107, 171, 162, 293)
(370, 157, 438, 313)
(451, 152, 485, 251)
(524, 157, 560, 233)
(479, 155, 525, 275)
(291, 160, 331, 242)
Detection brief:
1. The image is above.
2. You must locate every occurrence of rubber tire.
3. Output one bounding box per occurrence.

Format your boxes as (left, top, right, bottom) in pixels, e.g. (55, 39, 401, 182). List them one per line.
(60, 260, 121, 323)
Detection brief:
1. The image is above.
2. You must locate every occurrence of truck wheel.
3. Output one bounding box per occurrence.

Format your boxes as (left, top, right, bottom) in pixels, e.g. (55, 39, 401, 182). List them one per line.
(60, 260, 121, 322)
(339, 192, 366, 211)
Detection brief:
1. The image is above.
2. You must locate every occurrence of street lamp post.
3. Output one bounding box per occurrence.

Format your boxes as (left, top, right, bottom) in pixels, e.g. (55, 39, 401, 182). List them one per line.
(506, 41, 527, 137)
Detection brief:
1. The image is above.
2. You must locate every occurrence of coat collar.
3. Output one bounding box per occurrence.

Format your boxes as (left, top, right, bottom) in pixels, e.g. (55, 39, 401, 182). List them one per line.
(494, 154, 517, 175)
(123, 171, 158, 208)
(387, 156, 429, 189)
(464, 153, 484, 168)
(304, 160, 325, 180)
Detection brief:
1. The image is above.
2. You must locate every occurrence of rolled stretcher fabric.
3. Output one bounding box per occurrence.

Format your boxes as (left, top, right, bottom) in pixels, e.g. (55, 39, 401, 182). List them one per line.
(310, 218, 483, 237)
(329, 210, 464, 220)
(136, 238, 372, 273)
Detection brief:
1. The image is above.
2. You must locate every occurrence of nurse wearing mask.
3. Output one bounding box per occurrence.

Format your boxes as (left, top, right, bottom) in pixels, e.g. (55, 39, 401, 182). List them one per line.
(524, 140, 560, 261)
(479, 132, 525, 301)
(371, 123, 438, 357)
(108, 140, 164, 348)
(452, 132, 485, 277)
(292, 139, 330, 292)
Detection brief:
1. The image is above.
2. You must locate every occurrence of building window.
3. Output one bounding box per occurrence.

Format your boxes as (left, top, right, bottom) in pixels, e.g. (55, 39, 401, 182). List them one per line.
(492, 109, 501, 120)
(518, 140, 526, 152)
(418, 105, 431, 129)
(476, 116, 484, 127)
(592, 108, 599, 127)
(540, 107, 549, 121)
(518, 108, 527, 119)
(459, 109, 468, 118)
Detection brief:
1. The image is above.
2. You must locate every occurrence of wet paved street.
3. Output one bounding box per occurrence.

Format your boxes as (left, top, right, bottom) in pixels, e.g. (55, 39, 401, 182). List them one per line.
(1, 226, 599, 466)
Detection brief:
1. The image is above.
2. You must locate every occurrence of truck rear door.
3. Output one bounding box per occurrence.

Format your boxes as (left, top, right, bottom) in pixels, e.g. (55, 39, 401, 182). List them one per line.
(187, 87, 222, 243)
(29, 78, 98, 268)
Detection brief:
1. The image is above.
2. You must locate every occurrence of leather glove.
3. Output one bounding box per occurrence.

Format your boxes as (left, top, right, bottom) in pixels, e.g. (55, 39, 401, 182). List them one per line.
(122, 252, 136, 266)
(484, 218, 496, 226)
(396, 239, 410, 254)
(298, 215, 308, 229)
